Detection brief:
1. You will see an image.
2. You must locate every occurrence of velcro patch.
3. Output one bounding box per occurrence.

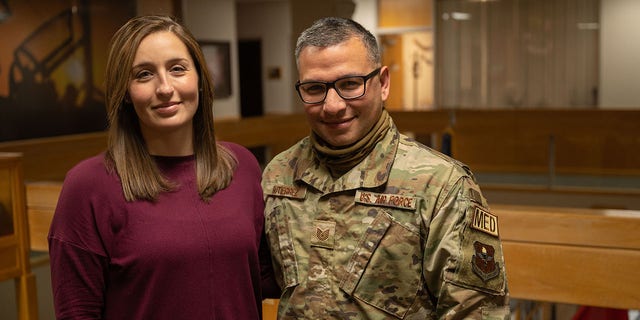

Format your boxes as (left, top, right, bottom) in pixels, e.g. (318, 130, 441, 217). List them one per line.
(471, 206, 499, 237)
(472, 241, 500, 282)
(310, 220, 335, 249)
(354, 190, 417, 211)
(267, 184, 306, 199)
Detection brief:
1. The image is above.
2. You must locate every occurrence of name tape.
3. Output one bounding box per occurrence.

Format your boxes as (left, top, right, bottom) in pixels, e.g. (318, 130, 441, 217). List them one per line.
(355, 190, 417, 211)
(269, 184, 306, 199)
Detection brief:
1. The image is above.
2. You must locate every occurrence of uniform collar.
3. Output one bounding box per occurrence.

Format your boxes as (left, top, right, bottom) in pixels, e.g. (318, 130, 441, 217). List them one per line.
(294, 121, 400, 194)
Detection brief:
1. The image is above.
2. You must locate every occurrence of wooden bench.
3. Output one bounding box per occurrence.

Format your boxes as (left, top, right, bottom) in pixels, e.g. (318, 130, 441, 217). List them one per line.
(21, 182, 640, 311)
(493, 204, 640, 310)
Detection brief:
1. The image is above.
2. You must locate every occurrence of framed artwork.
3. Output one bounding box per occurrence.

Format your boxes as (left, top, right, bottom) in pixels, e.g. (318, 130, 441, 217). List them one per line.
(199, 41, 232, 99)
(0, 1, 135, 142)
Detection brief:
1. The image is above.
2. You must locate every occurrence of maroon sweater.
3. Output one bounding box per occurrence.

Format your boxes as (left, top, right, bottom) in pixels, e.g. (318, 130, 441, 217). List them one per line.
(48, 142, 276, 319)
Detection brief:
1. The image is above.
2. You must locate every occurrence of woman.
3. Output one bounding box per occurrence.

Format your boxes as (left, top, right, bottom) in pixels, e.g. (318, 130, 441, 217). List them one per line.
(48, 15, 275, 319)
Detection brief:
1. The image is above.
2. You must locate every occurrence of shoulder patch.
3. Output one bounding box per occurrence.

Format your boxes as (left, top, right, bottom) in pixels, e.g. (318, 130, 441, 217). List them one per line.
(266, 184, 307, 199)
(472, 241, 500, 282)
(468, 188, 483, 204)
(355, 190, 417, 211)
(471, 206, 499, 237)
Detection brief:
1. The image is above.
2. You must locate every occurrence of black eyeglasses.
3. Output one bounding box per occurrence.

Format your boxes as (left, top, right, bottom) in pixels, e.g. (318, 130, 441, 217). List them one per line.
(295, 68, 381, 104)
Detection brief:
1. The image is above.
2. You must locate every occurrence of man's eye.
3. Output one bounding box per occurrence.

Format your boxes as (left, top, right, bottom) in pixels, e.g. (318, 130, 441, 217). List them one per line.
(338, 79, 362, 90)
(303, 84, 326, 94)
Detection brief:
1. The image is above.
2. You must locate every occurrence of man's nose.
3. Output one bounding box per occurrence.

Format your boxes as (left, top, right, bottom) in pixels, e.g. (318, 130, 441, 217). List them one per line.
(322, 87, 346, 114)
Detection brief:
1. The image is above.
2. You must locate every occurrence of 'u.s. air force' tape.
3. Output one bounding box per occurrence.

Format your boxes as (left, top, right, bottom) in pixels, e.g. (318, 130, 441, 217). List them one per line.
(354, 190, 417, 211)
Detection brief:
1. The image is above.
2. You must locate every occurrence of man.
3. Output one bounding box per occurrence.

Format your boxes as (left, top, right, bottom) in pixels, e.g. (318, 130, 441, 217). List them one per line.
(262, 17, 510, 319)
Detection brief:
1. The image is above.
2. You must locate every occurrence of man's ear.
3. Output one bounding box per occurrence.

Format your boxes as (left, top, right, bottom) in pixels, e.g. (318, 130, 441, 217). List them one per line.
(379, 66, 391, 101)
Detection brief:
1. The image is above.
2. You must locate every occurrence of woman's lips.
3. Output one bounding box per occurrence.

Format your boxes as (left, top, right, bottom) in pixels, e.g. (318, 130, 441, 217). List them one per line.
(152, 102, 180, 115)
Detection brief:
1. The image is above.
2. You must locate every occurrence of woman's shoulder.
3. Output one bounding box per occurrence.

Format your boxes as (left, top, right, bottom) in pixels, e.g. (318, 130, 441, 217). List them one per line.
(63, 153, 113, 188)
(218, 141, 262, 173)
(67, 153, 108, 175)
(218, 141, 257, 163)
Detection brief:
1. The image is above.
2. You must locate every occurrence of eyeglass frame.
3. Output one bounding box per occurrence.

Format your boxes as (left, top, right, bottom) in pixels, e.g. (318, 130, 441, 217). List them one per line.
(295, 67, 382, 104)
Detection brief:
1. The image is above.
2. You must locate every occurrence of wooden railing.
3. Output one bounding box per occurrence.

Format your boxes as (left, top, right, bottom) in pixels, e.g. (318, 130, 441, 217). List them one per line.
(448, 109, 640, 176)
(1, 109, 638, 182)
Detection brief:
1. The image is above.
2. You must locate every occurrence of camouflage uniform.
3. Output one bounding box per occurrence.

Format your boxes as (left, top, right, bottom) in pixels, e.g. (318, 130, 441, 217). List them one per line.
(262, 120, 510, 319)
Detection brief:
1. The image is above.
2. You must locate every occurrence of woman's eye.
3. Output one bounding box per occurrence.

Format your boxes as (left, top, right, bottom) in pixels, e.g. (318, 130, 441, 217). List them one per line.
(170, 65, 187, 73)
(135, 70, 153, 79)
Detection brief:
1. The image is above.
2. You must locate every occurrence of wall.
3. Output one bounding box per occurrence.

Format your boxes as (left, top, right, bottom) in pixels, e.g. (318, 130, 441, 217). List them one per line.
(351, 0, 377, 35)
(236, 1, 293, 115)
(182, 0, 240, 119)
(599, 0, 640, 108)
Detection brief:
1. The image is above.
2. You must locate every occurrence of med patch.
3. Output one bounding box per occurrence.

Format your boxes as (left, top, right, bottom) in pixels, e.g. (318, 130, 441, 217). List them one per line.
(471, 206, 499, 237)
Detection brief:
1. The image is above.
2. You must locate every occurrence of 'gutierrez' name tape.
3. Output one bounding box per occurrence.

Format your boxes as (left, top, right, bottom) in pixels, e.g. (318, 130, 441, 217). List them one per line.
(268, 184, 306, 199)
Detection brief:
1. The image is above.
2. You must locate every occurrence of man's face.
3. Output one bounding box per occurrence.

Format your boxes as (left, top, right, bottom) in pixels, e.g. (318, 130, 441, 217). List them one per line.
(297, 37, 389, 147)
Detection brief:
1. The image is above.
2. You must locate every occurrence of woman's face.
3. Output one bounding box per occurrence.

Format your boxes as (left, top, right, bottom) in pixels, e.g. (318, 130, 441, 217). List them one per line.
(128, 31, 199, 141)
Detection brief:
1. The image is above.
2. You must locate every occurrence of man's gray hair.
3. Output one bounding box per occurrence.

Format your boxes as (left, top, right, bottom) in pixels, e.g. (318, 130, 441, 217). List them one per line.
(295, 17, 380, 67)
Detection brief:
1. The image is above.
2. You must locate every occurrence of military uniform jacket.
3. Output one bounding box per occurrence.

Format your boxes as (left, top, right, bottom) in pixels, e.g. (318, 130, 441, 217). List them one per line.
(262, 122, 510, 319)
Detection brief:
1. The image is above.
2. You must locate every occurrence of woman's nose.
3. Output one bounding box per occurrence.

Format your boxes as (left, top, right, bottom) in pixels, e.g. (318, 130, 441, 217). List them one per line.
(156, 75, 174, 96)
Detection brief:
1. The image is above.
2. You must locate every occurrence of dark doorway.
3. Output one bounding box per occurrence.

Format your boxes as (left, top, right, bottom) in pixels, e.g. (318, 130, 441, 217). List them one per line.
(238, 39, 264, 117)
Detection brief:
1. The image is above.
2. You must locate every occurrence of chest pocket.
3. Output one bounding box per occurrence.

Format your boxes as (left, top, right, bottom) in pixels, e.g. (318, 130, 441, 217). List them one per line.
(265, 204, 299, 290)
(338, 208, 423, 319)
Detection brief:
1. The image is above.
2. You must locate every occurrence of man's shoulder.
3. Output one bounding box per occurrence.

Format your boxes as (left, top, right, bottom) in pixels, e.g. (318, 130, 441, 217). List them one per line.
(262, 137, 311, 181)
(395, 134, 470, 173)
(265, 137, 310, 168)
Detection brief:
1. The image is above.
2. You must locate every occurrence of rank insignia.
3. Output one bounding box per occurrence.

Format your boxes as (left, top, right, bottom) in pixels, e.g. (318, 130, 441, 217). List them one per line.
(471, 241, 500, 282)
(310, 220, 335, 249)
